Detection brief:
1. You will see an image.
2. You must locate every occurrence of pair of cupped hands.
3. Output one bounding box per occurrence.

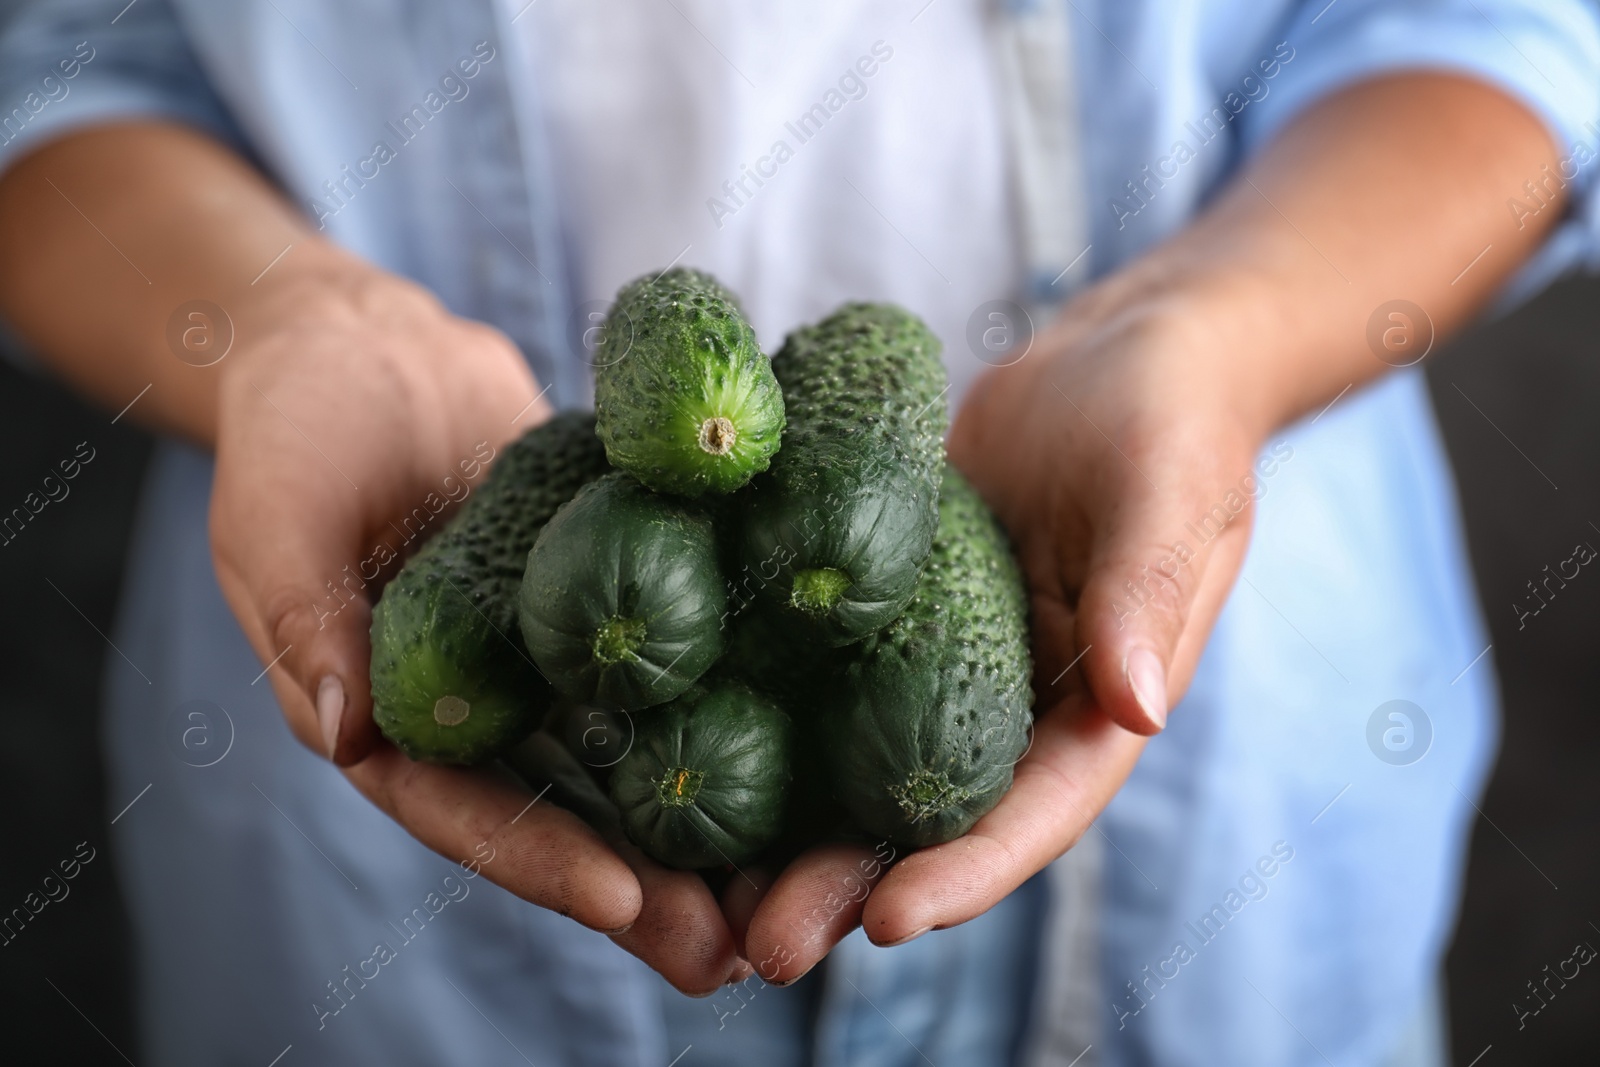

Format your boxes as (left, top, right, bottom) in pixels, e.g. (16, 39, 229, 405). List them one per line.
(216, 248, 1262, 995)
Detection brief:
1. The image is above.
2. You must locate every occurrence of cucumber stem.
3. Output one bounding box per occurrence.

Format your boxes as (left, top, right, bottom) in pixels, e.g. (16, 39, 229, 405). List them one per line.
(656, 766, 706, 808)
(698, 415, 737, 456)
(592, 616, 647, 665)
(433, 695, 471, 726)
(790, 567, 852, 615)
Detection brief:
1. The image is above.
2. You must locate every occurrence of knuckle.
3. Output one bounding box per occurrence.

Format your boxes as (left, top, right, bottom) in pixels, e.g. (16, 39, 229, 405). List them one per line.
(346, 270, 442, 323)
(260, 583, 329, 651)
(461, 318, 516, 355)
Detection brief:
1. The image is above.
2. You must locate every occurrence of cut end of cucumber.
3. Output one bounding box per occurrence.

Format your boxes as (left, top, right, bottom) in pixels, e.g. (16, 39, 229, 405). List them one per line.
(592, 616, 648, 666)
(697, 415, 737, 456)
(432, 695, 471, 727)
(890, 769, 973, 824)
(656, 766, 706, 808)
(790, 567, 852, 615)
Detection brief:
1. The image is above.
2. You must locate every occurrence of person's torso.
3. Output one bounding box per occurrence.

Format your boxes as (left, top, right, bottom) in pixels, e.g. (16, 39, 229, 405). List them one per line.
(100, 2, 1504, 1063)
(526, 0, 1021, 404)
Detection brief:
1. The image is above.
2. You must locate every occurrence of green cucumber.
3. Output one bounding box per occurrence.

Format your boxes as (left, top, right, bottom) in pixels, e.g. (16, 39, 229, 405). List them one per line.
(735, 303, 947, 646)
(594, 268, 785, 497)
(370, 412, 609, 764)
(518, 472, 727, 710)
(609, 678, 794, 869)
(826, 467, 1034, 848)
(722, 604, 844, 707)
(545, 700, 635, 772)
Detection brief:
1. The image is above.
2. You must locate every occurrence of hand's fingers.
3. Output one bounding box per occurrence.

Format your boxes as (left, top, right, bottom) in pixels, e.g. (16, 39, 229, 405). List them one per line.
(344, 745, 642, 933)
(862, 700, 1144, 945)
(212, 349, 549, 768)
(211, 420, 383, 767)
(742, 842, 881, 986)
(1074, 458, 1255, 736)
(721, 866, 774, 959)
(609, 848, 745, 996)
(352, 743, 736, 993)
(214, 522, 379, 767)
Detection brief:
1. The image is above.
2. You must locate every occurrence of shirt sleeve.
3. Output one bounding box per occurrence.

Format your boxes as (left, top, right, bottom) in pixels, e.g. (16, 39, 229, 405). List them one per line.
(0, 0, 244, 178)
(1245, 0, 1600, 158)
(1240, 0, 1600, 278)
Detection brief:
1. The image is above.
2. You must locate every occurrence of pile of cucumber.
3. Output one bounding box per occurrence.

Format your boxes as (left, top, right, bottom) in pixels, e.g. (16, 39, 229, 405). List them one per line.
(370, 268, 1034, 869)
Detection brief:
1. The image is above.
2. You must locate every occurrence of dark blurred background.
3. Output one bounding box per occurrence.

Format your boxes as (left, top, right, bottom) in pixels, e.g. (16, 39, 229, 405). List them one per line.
(1, 274, 1595, 1063)
(0, 353, 148, 1058)
(1428, 274, 1600, 1065)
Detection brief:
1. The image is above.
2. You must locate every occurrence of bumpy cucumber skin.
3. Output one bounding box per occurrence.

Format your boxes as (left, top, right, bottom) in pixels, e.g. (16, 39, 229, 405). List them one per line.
(370, 412, 610, 764)
(609, 680, 794, 869)
(518, 472, 728, 711)
(736, 303, 947, 647)
(594, 268, 785, 497)
(826, 467, 1034, 849)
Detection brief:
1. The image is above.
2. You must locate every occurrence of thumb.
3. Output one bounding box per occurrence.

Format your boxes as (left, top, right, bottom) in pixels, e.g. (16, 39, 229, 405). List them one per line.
(1074, 480, 1254, 736)
(210, 474, 381, 767)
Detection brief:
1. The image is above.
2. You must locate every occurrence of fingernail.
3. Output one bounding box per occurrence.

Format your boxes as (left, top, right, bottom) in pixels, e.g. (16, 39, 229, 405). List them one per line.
(877, 925, 931, 948)
(771, 966, 813, 988)
(317, 674, 344, 760)
(1124, 647, 1168, 731)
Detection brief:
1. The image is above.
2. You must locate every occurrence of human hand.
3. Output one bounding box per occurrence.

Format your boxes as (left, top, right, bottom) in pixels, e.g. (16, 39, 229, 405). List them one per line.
(208, 251, 745, 993)
(736, 72, 1575, 973)
(742, 288, 1270, 979)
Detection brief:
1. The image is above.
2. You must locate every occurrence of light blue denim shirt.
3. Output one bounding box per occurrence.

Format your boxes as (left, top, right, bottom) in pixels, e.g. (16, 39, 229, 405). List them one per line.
(2, 2, 1598, 1066)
